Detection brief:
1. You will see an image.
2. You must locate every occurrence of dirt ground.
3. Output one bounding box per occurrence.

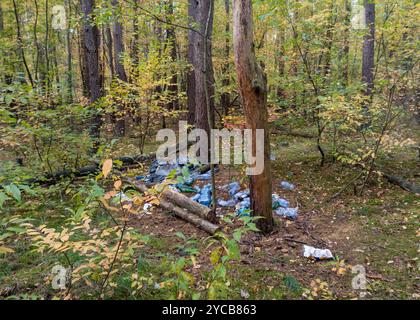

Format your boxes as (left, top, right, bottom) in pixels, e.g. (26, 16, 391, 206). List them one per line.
(124, 137, 419, 300)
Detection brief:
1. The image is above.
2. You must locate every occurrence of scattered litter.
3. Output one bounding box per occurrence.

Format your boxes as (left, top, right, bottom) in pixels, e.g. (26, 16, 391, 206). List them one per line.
(235, 197, 251, 216)
(272, 194, 289, 209)
(168, 185, 179, 193)
(113, 192, 132, 203)
(234, 189, 250, 201)
(240, 289, 250, 299)
(303, 245, 334, 260)
(174, 184, 197, 193)
(274, 207, 298, 219)
(153, 283, 161, 290)
(194, 171, 212, 180)
(183, 177, 195, 186)
(191, 184, 212, 207)
(144, 158, 213, 184)
(227, 182, 241, 196)
(280, 141, 289, 147)
(155, 163, 179, 177)
(280, 181, 296, 191)
(135, 175, 145, 181)
(270, 154, 276, 161)
(217, 198, 237, 207)
(237, 208, 251, 217)
(143, 203, 153, 214)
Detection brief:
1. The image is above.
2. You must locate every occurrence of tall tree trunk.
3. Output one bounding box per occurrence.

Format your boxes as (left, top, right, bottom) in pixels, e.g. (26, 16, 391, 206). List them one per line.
(80, 0, 104, 151)
(12, 0, 34, 87)
(187, 0, 197, 125)
(111, 0, 128, 137)
(191, 0, 215, 136)
(362, 0, 375, 101)
(221, 0, 231, 115)
(65, 0, 73, 103)
(33, 0, 40, 82)
(166, 0, 179, 111)
(322, 2, 335, 80)
(0, 2, 3, 32)
(104, 27, 115, 79)
(45, 0, 50, 95)
(131, 0, 140, 68)
(290, 0, 299, 109)
(111, 0, 128, 82)
(233, 0, 273, 233)
(342, 0, 351, 86)
(276, 28, 286, 102)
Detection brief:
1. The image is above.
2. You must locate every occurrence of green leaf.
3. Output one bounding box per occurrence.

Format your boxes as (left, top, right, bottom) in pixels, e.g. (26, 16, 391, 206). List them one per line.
(6, 227, 26, 234)
(0, 192, 11, 208)
(5, 95, 13, 106)
(233, 230, 242, 242)
(181, 166, 190, 179)
(5, 184, 21, 202)
(18, 185, 36, 196)
(247, 223, 260, 232)
(227, 239, 240, 260)
(175, 232, 186, 241)
(284, 276, 302, 294)
(210, 248, 221, 265)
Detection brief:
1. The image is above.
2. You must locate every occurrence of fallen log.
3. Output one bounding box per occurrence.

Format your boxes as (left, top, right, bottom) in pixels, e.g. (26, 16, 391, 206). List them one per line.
(126, 179, 220, 235)
(383, 173, 420, 194)
(126, 179, 213, 221)
(22, 153, 154, 186)
(273, 125, 317, 139)
(10, 142, 195, 187)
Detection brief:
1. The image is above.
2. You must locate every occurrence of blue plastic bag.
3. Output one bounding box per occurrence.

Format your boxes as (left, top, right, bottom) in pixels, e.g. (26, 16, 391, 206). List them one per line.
(274, 207, 298, 219)
(280, 181, 296, 191)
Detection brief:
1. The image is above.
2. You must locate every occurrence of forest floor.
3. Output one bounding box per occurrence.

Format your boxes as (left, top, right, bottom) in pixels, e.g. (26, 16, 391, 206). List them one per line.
(1, 125, 419, 300)
(114, 125, 420, 300)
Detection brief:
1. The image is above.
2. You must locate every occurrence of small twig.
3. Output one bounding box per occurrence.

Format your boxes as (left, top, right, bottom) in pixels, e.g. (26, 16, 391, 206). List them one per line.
(283, 238, 308, 245)
(98, 221, 127, 299)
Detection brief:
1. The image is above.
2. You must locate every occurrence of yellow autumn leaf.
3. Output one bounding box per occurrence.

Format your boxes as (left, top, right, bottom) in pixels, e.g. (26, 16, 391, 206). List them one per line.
(114, 180, 122, 190)
(104, 190, 117, 200)
(0, 246, 15, 254)
(132, 196, 144, 206)
(123, 203, 133, 211)
(149, 198, 160, 206)
(102, 159, 113, 179)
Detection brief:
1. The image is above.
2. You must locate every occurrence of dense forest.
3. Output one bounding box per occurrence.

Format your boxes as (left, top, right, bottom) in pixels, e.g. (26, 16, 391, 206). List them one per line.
(0, 0, 419, 300)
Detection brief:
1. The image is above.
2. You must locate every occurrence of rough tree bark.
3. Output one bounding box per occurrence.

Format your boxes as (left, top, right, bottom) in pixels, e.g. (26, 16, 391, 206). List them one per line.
(233, 0, 273, 233)
(130, 0, 140, 67)
(276, 27, 286, 101)
(362, 0, 375, 101)
(45, 0, 50, 94)
(104, 27, 115, 79)
(187, 0, 215, 134)
(342, 0, 351, 85)
(187, 0, 197, 125)
(111, 0, 128, 137)
(0, 2, 3, 32)
(80, 0, 104, 150)
(221, 0, 231, 115)
(65, 0, 73, 103)
(111, 0, 128, 83)
(12, 0, 34, 87)
(166, 0, 179, 111)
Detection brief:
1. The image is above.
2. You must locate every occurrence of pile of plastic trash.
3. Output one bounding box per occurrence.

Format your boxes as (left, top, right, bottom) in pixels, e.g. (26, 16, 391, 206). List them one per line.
(136, 158, 214, 186)
(189, 181, 298, 219)
(138, 158, 298, 219)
